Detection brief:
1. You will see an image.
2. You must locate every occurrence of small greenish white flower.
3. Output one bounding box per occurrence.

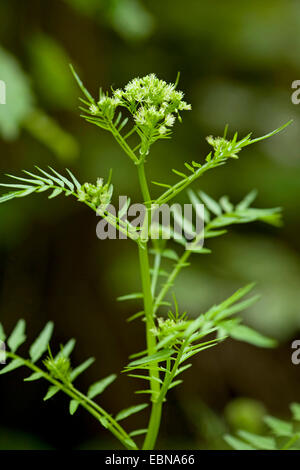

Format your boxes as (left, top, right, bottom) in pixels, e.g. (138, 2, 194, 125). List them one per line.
(165, 114, 176, 127)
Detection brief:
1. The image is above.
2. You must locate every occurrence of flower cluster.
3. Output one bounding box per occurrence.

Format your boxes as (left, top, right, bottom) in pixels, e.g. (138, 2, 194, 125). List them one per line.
(89, 74, 191, 156)
(77, 178, 113, 209)
(44, 355, 71, 382)
(152, 315, 187, 345)
(134, 106, 176, 135)
(117, 74, 191, 143)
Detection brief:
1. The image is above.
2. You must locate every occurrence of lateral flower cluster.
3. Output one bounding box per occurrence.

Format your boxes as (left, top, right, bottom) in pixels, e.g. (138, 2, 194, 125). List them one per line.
(44, 354, 71, 382)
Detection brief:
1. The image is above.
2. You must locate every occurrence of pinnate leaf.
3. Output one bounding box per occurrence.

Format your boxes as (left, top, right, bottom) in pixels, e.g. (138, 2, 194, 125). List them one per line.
(29, 322, 54, 363)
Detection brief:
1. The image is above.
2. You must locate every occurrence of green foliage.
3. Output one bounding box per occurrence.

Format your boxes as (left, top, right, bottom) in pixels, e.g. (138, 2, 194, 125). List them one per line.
(224, 398, 267, 435)
(44, 354, 72, 383)
(225, 403, 300, 450)
(0, 167, 80, 202)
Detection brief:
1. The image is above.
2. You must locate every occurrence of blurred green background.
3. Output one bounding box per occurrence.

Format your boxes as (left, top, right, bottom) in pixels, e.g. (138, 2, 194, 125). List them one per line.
(0, 0, 300, 449)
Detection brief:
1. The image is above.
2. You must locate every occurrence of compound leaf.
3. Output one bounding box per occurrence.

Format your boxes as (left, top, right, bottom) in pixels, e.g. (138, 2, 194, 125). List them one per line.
(87, 374, 117, 399)
(0, 323, 6, 342)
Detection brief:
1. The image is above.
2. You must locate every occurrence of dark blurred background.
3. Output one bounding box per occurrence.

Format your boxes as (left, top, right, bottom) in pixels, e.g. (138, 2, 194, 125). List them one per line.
(0, 0, 300, 449)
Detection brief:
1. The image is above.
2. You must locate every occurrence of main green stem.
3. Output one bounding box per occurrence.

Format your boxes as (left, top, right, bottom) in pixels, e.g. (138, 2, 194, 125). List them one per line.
(137, 161, 163, 450)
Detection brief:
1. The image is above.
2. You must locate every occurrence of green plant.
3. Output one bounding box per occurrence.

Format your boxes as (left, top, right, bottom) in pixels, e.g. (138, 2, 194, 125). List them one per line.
(0, 69, 291, 450)
(225, 403, 300, 450)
